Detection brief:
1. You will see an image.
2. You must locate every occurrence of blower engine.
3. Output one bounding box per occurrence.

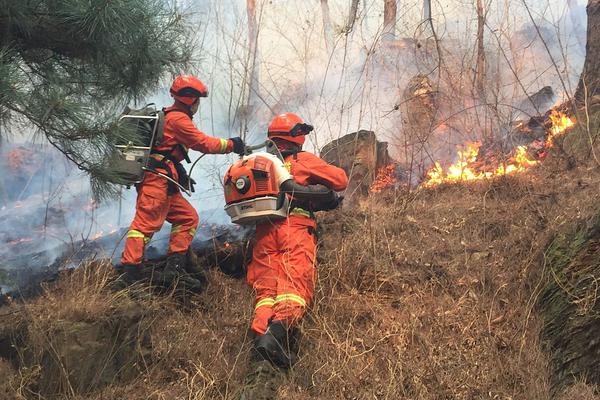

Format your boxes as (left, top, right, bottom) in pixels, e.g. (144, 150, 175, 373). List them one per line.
(224, 140, 342, 225)
(223, 141, 292, 225)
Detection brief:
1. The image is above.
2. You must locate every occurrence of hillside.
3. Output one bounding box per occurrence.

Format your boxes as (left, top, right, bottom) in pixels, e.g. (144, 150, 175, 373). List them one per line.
(1, 119, 600, 399)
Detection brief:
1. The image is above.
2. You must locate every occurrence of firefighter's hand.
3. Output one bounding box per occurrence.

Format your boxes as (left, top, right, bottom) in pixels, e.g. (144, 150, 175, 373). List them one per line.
(230, 137, 245, 155)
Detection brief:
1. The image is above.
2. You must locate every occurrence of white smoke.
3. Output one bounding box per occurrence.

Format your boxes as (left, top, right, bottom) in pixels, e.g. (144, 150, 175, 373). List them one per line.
(0, 0, 589, 287)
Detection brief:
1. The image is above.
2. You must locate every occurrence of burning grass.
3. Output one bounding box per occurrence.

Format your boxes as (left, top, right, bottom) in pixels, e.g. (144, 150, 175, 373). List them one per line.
(422, 111, 575, 187)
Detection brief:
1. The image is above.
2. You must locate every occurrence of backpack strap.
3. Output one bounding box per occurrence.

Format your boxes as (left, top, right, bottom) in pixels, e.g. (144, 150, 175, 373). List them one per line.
(154, 108, 193, 163)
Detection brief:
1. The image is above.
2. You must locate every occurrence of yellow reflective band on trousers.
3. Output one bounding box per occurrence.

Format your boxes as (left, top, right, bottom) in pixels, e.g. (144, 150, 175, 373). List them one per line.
(127, 229, 150, 244)
(171, 226, 197, 237)
(255, 298, 275, 310)
(219, 138, 228, 153)
(274, 293, 306, 307)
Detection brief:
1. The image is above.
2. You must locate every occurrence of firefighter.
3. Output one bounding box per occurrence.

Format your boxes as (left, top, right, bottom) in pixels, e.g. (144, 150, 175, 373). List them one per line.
(119, 75, 245, 284)
(248, 112, 348, 368)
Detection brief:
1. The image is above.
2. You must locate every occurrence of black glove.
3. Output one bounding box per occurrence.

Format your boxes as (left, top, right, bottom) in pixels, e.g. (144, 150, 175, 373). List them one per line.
(313, 193, 344, 211)
(230, 137, 245, 155)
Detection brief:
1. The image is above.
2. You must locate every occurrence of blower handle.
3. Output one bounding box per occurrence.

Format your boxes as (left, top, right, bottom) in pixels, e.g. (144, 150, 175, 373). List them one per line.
(242, 140, 284, 161)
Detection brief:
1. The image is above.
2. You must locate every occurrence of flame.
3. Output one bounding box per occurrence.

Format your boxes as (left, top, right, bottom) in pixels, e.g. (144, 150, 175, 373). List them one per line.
(548, 110, 575, 146)
(422, 111, 574, 188)
(423, 143, 539, 187)
(369, 164, 398, 193)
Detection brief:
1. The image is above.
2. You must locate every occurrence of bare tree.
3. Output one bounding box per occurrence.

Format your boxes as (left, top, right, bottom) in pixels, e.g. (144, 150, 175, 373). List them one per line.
(383, 0, 397, 42)
(243, 0, 260, 139)
(475, 0, 486, 100)
(346, 0, 360, 34)
(321, 0, 334, 51)
(423, 0, 431, 21)
(576, 0, 600, 101)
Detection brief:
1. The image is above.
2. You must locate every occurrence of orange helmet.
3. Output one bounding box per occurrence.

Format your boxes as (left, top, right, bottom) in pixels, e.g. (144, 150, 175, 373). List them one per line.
(267, 112, 314, 146)
(170, 75, 208, 105)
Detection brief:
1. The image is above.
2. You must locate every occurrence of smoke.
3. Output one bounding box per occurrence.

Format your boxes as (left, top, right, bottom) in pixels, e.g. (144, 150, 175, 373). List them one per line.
(0, 0, 589, 290)
(183, 0, 587, 173)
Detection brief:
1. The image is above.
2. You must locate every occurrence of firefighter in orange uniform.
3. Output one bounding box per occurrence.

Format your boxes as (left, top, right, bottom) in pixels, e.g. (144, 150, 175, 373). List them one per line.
(248, 112, 348, 368)
(119, 75, 245, 284)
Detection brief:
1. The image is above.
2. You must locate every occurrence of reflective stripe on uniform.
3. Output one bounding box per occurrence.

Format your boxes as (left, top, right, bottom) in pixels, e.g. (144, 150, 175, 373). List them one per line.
(127, 230, 145, 238)
(289, 207, 312, 218)
(171, 225, 197, 237)
(255, 298, 275, 309)
(274, 293, 306, 307)
(127, 229, 151, 244)
(219, 138, 229, 153)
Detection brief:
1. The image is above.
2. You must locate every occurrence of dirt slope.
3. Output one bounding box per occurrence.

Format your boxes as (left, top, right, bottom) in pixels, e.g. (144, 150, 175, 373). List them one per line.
(1, 136, 600, 399)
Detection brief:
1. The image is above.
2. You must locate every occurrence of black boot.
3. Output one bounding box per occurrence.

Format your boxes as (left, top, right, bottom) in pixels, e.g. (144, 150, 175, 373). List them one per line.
(159, 252, 206, 294)
(183, 250, 208, 287)
(165, 252, 187, 273)
(113, 264, 145, 289)
(254, 320, 297, 369)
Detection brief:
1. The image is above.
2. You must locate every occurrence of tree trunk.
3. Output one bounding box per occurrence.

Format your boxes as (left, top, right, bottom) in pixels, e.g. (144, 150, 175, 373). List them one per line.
(475, 0, 486, 100)
(321, 0, 334, 51)
(346, 0, 360, 34)
(423, 0, 431, 21)
(244, 0, 259, 139)
(576, 0, 600, 101)
(382, 0, 397, 42)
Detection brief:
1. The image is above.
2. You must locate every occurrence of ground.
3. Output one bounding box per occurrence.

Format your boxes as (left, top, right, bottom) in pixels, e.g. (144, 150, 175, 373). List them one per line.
(1, 122, 600, 399)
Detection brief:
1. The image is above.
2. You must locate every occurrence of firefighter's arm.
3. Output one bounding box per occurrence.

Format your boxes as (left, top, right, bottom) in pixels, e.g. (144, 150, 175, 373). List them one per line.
(302, 154, 349, 191)
(171, 113, 233, 154)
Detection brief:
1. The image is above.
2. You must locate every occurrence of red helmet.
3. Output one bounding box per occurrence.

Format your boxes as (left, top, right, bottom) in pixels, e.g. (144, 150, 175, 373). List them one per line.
(267, 112, 314, 146)
(170, 75, 208, 105)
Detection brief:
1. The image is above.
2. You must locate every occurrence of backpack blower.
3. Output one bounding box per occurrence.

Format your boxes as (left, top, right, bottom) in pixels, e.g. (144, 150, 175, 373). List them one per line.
(107, 104, 199, 196)
(223, 140, 340, 225)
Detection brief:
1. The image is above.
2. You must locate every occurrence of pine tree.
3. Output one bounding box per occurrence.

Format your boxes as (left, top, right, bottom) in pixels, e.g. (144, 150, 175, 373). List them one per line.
(0, 0, 193, 199)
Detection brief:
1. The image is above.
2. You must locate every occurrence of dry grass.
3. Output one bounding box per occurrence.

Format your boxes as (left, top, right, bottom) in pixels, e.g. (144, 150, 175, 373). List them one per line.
(2, 143, 600, 399)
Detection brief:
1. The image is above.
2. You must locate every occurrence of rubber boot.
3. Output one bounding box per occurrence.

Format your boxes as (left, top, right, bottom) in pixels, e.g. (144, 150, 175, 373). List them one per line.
(159, 252, 187, 285)
(183, 249, 208, 288)
(124, 264, 145, 283)
(161, 252, 206, 294)
(254, 320, 297, 369)
(112, 264, 144, 290)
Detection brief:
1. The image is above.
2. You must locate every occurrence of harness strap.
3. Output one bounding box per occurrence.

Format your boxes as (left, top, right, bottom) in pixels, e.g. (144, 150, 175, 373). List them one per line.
(147, 155, 179, 195)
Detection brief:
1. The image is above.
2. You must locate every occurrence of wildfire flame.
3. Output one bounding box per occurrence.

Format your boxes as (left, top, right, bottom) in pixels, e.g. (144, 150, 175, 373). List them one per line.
(547, 110, 575, 146)
(370, 164, 399, 193)
(422, 111, 575, 188)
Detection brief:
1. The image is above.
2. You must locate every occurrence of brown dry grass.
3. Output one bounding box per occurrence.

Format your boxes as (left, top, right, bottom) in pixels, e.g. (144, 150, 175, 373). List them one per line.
(3, 140, 600, 399)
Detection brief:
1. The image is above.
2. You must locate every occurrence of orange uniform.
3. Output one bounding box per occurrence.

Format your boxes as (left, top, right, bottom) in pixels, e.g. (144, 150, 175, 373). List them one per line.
(120, 103, 233, 266)
(247, 151, 348, 335)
